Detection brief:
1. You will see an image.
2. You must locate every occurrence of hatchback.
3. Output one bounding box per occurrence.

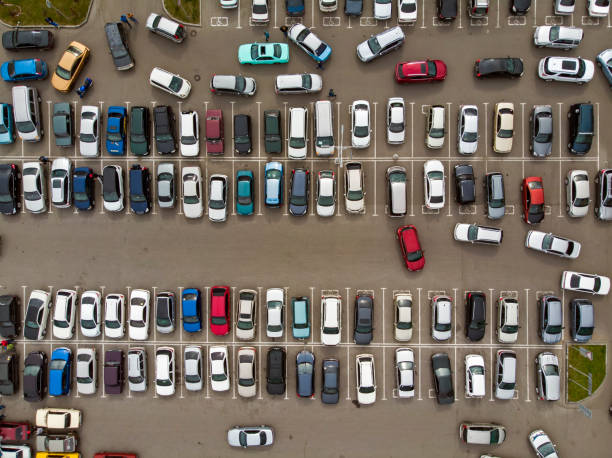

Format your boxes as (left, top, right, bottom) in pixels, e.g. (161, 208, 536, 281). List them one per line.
(538, 295, 562, 344)
(210, 286, 230, 336)
(454, 223, 503, 246)
(529, 430, 559, 458)
(265, 161, 283, 207)
(432, 295, 452, 341)
(129, 164, 151, 214)
(210, 74, 257, 96)
(287, 24, 331, 62)
(395, 60, 447, 83)
(236, 170, 254, 216)
(485, 172, 505, 219)
(538, 56, 594, 84)
(521, 176, 545, 224)
(316, 170, 335, 217)
(535, 352, 560, 401)
(1, 58, 47, 82)
(495, 350, 516, 400)
(127, 347, 147, 392)
(570, 299, 594, 343)
(459, 423, 506, 445)
(266, 288, 285, 338)
(145, 13, 185, 43)
(496, 297, 519, 343)
(182, 288, 202, 332)
(397, 225, 425, 271)
(354, 294, 373, 345)
(321, 294, 342, 345)
(344, 162, 365, 213)
(395, 348, 415, 398)
(432, 352, 454, 404)
(394, 293, 413, 341)
(356, 354, 376, 405)
(49, 347, 72, 396)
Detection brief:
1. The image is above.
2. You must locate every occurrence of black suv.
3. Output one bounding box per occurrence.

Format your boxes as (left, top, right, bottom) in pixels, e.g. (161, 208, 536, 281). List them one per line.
(104, 22, 134, 71)
(568, 103, 593, 155)
(465, 292, 486, 341)
(0, 353, 17, 395)
(353, 293, 373, 345)
(0, 295, 19, 337)
(233, 114, 252, 155)
(130, 106, 150, 155)
(0, 163, 20, 215)
(454, 164, 475, 204)
(23, 351, 47, 402)
(153, 106, 176, 154)
(289, 168, 309, 216)
(266, 347, 286, 395)
(264, 110, 282, 153)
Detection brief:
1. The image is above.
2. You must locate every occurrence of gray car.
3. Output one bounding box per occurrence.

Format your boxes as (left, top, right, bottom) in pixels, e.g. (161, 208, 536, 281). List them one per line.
(569, 298, 594, 342)
(529, 105, 553, 157)
(157, 162, 175, 208)
(538, 295, 562, 344)
(127, 347, 147, 392)
(36, 431, 77, 453)
(52, 102, 73, 147)
(353, 293, 373, 345)
(485, 172, 505, 219)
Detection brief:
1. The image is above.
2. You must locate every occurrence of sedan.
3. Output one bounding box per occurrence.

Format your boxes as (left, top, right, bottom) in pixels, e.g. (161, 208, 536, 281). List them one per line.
(182, 288, 202, 333)
(344, 162, 365, 213)
(395, 59, 447, 83)
(2, 29, 54, 50)
(353, 294, 373, 345)
(24, 290, 51, 341)
(397, 225, 425, 271)
(1, 58, 47, 82)
(566, 169, 589, 217)
(458, 105, 478, 154)
(106, 106, 127, 155)
(535, 352, 560, 401)
(75, 348, 96, 395)
(394, 293, 412, 341)
(80, 290, 102, 337)
(395, 348, 415, 398)
(0, 163, 20, 215)
(386, 97, 405, 144)
(321, 358, 340, 404)
(52, 102, 73, 147)
(52, 289, 77, 339)
(538, 56, 594, 84)
(530, 105, 553, 157)
(287, 24, 332, 62)
(424, 159, 445, 209)
(454, 164, 475, 204)
(157, 162, 175, 208)
(264, 161, 283, 207)
(316, 170, 336, 217)
(474, 57, 523, 77)
(465, 354, 485, 398)
(296, 350, 315, 398)
(102, 165, 124, 212)
(493, 102, 514, 153)
(465, 292, 486, 341)
(495, 350, 517, 400)
(79, 105, 100, 157)
(431, 295, 452, 341)
(238, 42, 289, 65)
(182, 166, 203, 219)
(597, 49, 612, 87)
(236, 170, 254, 216)
(398, 0, 418, 22)
(528, 430, 559, 458)
(431, 353, 454, 404)
(351, 100, 370, 148)
(128, 289, 150, 341)
(374, 0, 392, 18)
(236, 289, 257, 340)
(227, 426, 274, 448)
(50, 157, 71, 208)
(155, 347, 175, 396)
(525, 231, 581, 259)
(345, 0, 363, 15)
(210, 286, 230, 336)
(266, 288, 285, 338)
(184, 346, 203, 391)
(23, 351, 47, 402)
(49, 347, 72, 396)
(521, 176, 545, 224)
(237, 347, 257, 398)
(22, 161, 46, 213)
(289, 168, 309, 216)
(104, 293, 125, 339)
(51, 41, 89, 92)
(251, 0, 270, 22)
(208, 174, 228, 222)
(561, 271, 610, 295)
(209, 346, 230, 391)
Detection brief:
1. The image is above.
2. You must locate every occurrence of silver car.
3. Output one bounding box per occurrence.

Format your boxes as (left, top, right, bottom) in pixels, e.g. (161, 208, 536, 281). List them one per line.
(22, 161, 47, 213)
(431, 295, 452, 341)
(457, 105, 478, 155)
(50, 157, 71, 208)
(127, 347, 147, 392)
(227, 426, 274, 448)
(495, 350, 516, 400)
(538, 295, 562, 344)
(565, 169, 589, 217)
(184, 346, 203, 391)
(157, 163, 175, 208)
(75, 348, 96, 395)
(525, 231, 581, 259)
(236, 289, 257, 340)
(237, 347, 257, 398)
(535, 352, 560, 401)
(344, 162, 365, 214)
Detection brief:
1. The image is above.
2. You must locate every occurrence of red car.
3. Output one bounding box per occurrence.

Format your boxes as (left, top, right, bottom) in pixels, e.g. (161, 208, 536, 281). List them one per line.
(210, 286, 230, 336)
(395, 60, 447, 83)
(0, 422, 31, 441)
(205, 109, 224, 155)
(521, 176, 545, 224)
(397, 225, 425, 271)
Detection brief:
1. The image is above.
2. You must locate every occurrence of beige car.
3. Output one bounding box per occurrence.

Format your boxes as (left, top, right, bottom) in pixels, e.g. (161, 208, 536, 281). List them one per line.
(237, 347, 257, 398)
(36, 408, 82, 429)
(493, 102, 514, 153)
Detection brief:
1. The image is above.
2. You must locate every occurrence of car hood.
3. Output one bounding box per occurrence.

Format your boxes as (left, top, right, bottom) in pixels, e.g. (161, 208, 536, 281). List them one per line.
(356, 41, 374, 61)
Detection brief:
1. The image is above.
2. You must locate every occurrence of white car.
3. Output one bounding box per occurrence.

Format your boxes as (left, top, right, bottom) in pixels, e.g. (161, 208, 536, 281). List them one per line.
(424, 160, 445, 210)
(431, 295, 452, 341)
(104, 293, 125, 339)
(79, 105, 100, 157)
(458, 105, 478, 154)
(179, 110, 199, 157)
(351, 100, 370, 149)
(184, 346, 203, 392)
(155, 346, 175, 396)
(128, 289, 150, 340)
(496, 297, 519, 344)
(588, 0, 610, 16)
(288, 106, 307, 159)
(566, 169, 590, 217)
(398, 0, 418, 22)
(75, 348, 97, 395)
(227, 426, 274, 448)
(454, 223, 503, 245)
(24, 290, 51, 341)
(344, 162, 365, 214)
(319, 0, 338, 12)
(102, 165, 124, 212)
(22, 162, 47, 213)
(356, 354, 376, 405)
(251, 0, 270, 22)
(538, 56, 594, 84)
(465, 354, 486, 398)
(316, 170, 336, 217)
(237, 347, 257, 398)
(533, 26, 583, 50)
(50, 157, 71, 208)
(493, 102, 514, 154)
(208, 174, 227, 222)
(374, 0, 392, 19)
(426, 105, 445, 149)
(528, 430, 559, 458)
(149, 67, 191, 99)
(554, 0, 574, 14)
(35, 408, 81, 430)
(220, 0, 238, 7)
(80, 290, 101, 337)
(236, 289, 257, 340)
(561, 271, 610, 295)
(386, 97, 405, 144)
(525, 231, 581, 259)
(182, 166, 203, 219)
(394, 292, 412, 341)
(266, 288, 284, 338)
(0, 445, 31, 457)
(395, 348, 415, 398)
(52, 289, 77, 339)
(321, 294, 341, 345)
(209, 345, 230, 391)
(127, 347, 147, 392)
(495, 350, 516, 400)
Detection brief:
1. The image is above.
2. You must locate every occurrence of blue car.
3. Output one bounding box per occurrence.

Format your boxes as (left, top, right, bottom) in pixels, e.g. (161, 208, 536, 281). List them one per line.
(129, 164, 151, 214)
(73, 167, 95, 210)
(0, 58, 47, 82)
(236, 170, 254, 215)
(296, 350, 315, 398)
(0, 103, 15, 144)
(286, 0, 305, 16)
(106, 106, 127, 155)
(182, 288, 202, 332)
(264, 161, 283, 207)
(292, 296, 310, 339)
(49, 347, 72, 396)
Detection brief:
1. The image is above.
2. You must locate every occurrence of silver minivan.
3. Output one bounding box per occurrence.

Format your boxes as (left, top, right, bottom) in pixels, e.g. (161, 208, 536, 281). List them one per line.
(12, 85, 42, 142)
(386, 166, 407, 217)
(314, 100, 334, 157)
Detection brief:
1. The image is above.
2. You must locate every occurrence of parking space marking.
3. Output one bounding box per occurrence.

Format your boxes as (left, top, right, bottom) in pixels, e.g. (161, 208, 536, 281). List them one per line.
(344, 287, 351, 344)
(428, 388, 436, 399)
(524, 347, 531, 401)
(489, 347, 494, 401)
(458, 204, 476, 215)
(421, 205, 439, 215)
(427, 290, 447, 300)
(581, 16, 599, 26)
(596, 102, 600, 169)
(508, 15, 526, 26)
(323, 16, 341, 26)
(373, 102, 378, 217)
(524, 289, 530, 347)
(309, 286, 316, 346)
(545, 15, 564, 26)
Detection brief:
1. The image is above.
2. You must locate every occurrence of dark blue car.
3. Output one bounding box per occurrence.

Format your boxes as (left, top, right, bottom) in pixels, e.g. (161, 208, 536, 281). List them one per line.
(49, 347, 72, 396)
(321, 358, 340, 404)
(106, 106, 127, 155)
(73, 167, 95, 210)
(182, 288, 202, 332)
(0, 103, 15, 144)
(296, 350, 315, 398)
(129, 164, 151, 214)
(286, 0, 305, 15)
(0, 58, 47, 82)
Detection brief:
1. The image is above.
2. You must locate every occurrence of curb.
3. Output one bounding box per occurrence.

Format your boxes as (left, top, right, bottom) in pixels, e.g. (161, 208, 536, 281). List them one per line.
(0, 0, 94, 29)
(161, 0, 202, 27)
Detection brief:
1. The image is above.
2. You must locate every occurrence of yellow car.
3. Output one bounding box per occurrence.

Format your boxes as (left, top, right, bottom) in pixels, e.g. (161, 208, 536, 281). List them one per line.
(36, 453, 80, 457)
(51, 41, 90, 92)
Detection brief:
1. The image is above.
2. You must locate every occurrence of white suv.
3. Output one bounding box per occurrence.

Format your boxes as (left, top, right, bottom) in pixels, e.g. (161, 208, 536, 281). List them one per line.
(179, 110, 199, 157)
(538, 56, 594, 84)
(356, 354, 376, 404)
(321, 294, 341, 345)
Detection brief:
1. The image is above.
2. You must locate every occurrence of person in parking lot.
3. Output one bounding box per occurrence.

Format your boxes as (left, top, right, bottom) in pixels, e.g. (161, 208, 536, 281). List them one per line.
(120, 15, 132, 29)
(280, 25, 288, 36)
(127, 12, 138, 23)
(328, 89, 336, 98)
(264, 31, 270, 42)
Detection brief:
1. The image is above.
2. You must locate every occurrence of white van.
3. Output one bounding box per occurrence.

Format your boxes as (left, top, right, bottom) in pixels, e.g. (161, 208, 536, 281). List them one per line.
(12, 85, 42, 142)
(314, 100, 334, 156)
(386, 166, 407, 217)
(288, 107, 308, 159)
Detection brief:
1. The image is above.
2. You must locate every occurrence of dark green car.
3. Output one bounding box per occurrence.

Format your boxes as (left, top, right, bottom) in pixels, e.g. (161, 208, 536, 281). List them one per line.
(130, 106, 150, 156)
(52, 102, 73, 147)
(264, 109, 282, 153)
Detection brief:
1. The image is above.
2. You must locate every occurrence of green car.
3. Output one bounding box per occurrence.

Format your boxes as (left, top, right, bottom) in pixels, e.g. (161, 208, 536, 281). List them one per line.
(291, 296, 310, 340)
(236, 169, 254, 215)
(52, 102, 73, 147)
(238, 43, 289, 65)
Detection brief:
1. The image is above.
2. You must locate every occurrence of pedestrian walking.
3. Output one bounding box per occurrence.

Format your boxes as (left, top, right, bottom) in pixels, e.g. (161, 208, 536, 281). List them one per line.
(45, 17, 59, 28)
(328, 89, 336, 98)
(38, 155, 49, 164)
(264, 31, 270, 42)
(317, 61, 324, 70)
(127, 13, 138, 23)
(120, 15, 132, 29)
(279, 25, 288, 37)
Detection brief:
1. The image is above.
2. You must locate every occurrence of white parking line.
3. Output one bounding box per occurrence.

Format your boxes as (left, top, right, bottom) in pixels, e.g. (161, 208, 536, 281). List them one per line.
(373, 101, 378, 217)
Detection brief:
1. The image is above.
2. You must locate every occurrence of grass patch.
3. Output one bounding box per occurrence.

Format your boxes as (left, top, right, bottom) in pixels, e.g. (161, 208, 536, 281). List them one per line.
(163, 0, 200, 24)
(567, 344, 606, 403)
(0, 0, 92, 26)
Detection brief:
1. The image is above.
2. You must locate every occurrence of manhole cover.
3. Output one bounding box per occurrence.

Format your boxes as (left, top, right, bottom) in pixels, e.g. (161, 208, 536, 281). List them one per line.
(190, 30, 197, 37)
(194, 74, 200, 81)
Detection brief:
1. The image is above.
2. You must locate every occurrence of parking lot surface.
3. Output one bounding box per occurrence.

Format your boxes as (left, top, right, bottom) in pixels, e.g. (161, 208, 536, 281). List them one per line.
(0, 1, 611, 457)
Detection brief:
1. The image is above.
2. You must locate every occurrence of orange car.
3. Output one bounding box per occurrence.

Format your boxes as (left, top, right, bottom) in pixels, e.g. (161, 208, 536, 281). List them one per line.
(51, 41, 90, 92)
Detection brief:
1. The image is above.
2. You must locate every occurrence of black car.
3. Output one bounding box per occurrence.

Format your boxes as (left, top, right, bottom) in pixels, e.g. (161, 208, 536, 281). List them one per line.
(72, 167, 96, 211)
(431, 352, 454, 405)
(568, 103, 593, 155)
(353, 293, 373, 345)
(129, 164, 151, 214)
(289, 168, 309, 216)
(0, 353, 17, 395)
(156, 292, 175, 332)
(153, 106, 176, 154)
(264, 110, 282, 154)
(454, 164, 475, 205)
(130, 106, 150, 156)
(233, 114, 252, 155)
(102, 165, 123, 209)
(23, 351, 47, 402)
(104, 22, 134, 71)
(511, 0, 531, 14)
(474, 57, 524, 78)
(0, 295, 19, 338)
(321, 358, 339, 404)
(2, 30, 53, 50)
(266, 347, 286, 395)
(0, 163, 20, 215)
(465, 292, 486, 341)
(437, 0, 458, 20)
(345, 0, 363, 16)
(296, 350, 315, 398)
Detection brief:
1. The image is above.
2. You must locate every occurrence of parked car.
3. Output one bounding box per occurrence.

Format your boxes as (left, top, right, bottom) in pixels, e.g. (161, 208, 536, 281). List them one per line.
(75, 348, 97, 395)
(105, 106, 127, 155)
(597, 49, 612, 87)
(534, 25, 583, 50)
(319, 0, 338, 12)
(467, 0, 489, 17)
(465, 292, 486, 341)
(101, 165, 123, 212)
(432, 295, 452, 341)
(130, 106, 150, 155)
(465, 354, 486, 397)
(438, 0, 458, 20)
(538, 56, 594, 84)
(595, 168, 612, 220)
(474, 57, 523, 77)
(493, 102, 514, 153)
(251, 0, 270, 22)
(0, 295, 19, 337)
(182, 166, 203, 219)
(35, 408, 81, 430)
(24, 290, 51, 341)
(538, 295, 563, 344)
(237, 347, 256, 398)
(316, 170, 336, 217)
(129, 165, 151, 214)
(351, 100, 370, 148)
(561, 271, 610, 295)
(266, 347, 286, 394)
(345, 0, 364, 15)
(568, 103, 593, 155)
(454, 223, 503, 245)
(52, 103, 72, 147)
(155, 347, 175, 396)
(398, 0, 418, 22)
(321, 358, 339, 404)
(528, 429, 559, 458)
(431, 352, 454, 404)
(205, 109, 224, 154)
(275, 73, 322, 94)
(354, 293, 373, 345)
(104, 293, 125, 339)
(454, 164, 475, 204)
(209, 345, 230, 391)
(386, 166, 407, 217)
(210, 286, 231, 335)
(50, 157, 71, 208)
(236, 289, 257, 340)
(525, 231, 580, 258)
(52, 289, 77, 339)
(265, 161, 283, 207)
(424, 160, 445, 209)
(0, 163, 20, 215)
(397, 225, 425, 271)
(512, 0, 531, 14)
(395, 348, 415, 398)
(145, 13, 186, 43)
(497, 297, 519, 343)
(395, 60, 447, 83)
(238, 42, 289, 65)
(179, 110, 199, 157)
(386, 97, 405, 144)
(588, 0, 610, 16)
(234, 114, 252, 155)
(495, 350, 516, 400)
(104, 22, 134, 71)
(289, 168, 309, 216)
(79, 105, 100, 157)
(127, 347, 147, 392)
(458, 105, 478, 154)
(49, 347, 72, 396)
(210, 74, 256, 96)
(184, 346, 203, 391)
(459, 423, 506, 445)
(569, 299, 594, 343)
(344, 162, 365, 214)
(356, 26, 405, 63)
(266, 288, 284, 338)
(296, 350, 315, 397)
(535, 352, 560, 401)
(287, 23, 331, 62)
(264, 109, 281, 153)
(128, 289, 150, 341)
(153, 105, 176, 154)
(356, 354, 376, 404)
(0, 421, 32, 442)
(394, 292, 413, 341)
(321, 294, 341, 345)
(286, 0, 306, 15)
(426, 105, 445, 149)
(208, 174, 228, 222)
(227, 426, 273, 448)
(565, 170, 589, 217)
(1, 58, 47, 82)
(485, 172, 505, 219)
(157, 162, 175, 208)
(530, 105, 553, 157)
(103, 349, 123, 395)
(51, 41, 89, 92)
(72, 167, 95, 211)
(555, 0, 575, 14)
(35, 431, 76, 454)
(182, 288, 202, 333)
(22, 161, 46, 213)
(0, 353, 17, 395)
(291, 297, 310, 339)
(2, 30, 53, 50)
(156, 291, 175, 333)
(522, 176, 545, 224)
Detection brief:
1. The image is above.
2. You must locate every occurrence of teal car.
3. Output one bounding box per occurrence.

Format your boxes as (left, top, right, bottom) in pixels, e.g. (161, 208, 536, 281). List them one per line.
(238, 43, 289, 65)
(236, 169, 254, 215)
(292, 296, 310, 340)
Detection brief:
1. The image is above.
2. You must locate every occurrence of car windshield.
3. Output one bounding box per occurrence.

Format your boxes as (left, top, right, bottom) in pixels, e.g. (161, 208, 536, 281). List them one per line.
(498, 128, 513, 139)
(289, 136, 305, 148)
(80, 132, 95, 143)
(367, 37, 381, 55)
(168, 76, 183, 93)
(462, 130, 477, 142)
(435, 322, 451, 332)
(211, 372, 227, 382)
(105, 319, 120, 329)
(406, 250, 422, 262)
(16, 120, 35, 133)
(104, 190, 119, 202)
(49, 359, 66, 371)
(253, 4, 267, 13)
(574, 133, 593, 145)
(529, 204, 543, 215)
(502, 324, 518, 333)
(538, 443, 556, 456)
(470, 365, 484, 375)
(577, 326, 593, 336)
(157, 378, 172, 387)
(402, 2, 416, 12)
(347, 189, 363, 201)
(318, 194, 334, 206)
(297, 362, 312, 375)
(543, 364, 559, 376)
(24, 364, 40, 376)
(354, 125, 369, 138)
(211, 316, 226, 325)
(53, 319, 69, 328)
(427, 61, 437, 76)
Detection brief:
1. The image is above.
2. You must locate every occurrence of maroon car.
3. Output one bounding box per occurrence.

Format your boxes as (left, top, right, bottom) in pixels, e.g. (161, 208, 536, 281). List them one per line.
(205, 109, 224, 155)
(0, 421, 31, 441)
(104, 350, 124, 395)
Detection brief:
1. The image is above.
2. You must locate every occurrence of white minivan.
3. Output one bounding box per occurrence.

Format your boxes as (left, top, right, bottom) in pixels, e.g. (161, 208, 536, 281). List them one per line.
(314, 100, 334, 156)
(288, 107, 308, 159)
(12, 85, 42, 142)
